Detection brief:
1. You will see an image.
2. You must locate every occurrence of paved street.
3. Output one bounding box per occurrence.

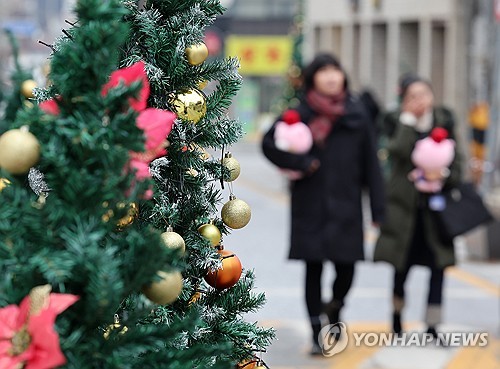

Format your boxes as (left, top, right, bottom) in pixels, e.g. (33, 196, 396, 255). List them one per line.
(224, 140, 500, 369)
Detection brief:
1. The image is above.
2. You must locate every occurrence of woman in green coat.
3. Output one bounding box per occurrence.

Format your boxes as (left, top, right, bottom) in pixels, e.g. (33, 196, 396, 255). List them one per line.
(374, 75, 463, 337)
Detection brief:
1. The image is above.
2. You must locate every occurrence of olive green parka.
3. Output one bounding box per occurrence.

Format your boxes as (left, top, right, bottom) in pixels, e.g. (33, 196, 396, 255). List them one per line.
(374, 107, 463, 271)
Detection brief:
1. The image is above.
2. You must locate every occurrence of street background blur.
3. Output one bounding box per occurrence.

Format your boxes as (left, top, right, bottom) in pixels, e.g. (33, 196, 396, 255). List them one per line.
(1, 1, 499, 368)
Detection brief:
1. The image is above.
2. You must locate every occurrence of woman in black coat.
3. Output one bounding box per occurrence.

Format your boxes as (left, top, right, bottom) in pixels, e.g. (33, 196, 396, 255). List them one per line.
(261, 54, 385, 354)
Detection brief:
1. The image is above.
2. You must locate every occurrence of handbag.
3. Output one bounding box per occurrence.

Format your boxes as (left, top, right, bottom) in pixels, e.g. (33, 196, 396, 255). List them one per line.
(434, 182, 494, 239)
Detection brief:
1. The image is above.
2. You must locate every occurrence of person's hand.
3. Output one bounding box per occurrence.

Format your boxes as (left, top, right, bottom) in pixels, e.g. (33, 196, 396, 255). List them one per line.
(402, 95, 427, 118)
(424, 168, 450, 181)
(401, 81, 434, 118)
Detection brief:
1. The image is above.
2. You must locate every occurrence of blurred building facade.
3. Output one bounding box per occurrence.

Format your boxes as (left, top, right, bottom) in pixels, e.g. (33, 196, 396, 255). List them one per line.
(215, 0, 299, 135)
(303, 0, 469, 114)
(0, 0, 74, 81)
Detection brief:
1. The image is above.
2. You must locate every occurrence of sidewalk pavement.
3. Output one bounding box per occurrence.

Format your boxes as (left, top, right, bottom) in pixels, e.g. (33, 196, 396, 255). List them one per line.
(225, 139, 499, 369)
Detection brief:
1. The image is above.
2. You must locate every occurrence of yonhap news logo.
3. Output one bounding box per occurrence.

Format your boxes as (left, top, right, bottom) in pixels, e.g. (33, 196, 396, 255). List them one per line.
(318, 322, 489, 357)
(319, 322, 349, 357)
(352, 331, 489, 348)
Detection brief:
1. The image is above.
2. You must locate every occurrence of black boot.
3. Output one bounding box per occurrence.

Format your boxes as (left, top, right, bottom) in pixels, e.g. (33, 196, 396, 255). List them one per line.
(309, 318, 323, 356)
(392, 296, 404, 335)
(323, 299, 342, 325)
(426, 326, 449, 347)
(392, 312, 402, 335)
(426, 326, 437, 339)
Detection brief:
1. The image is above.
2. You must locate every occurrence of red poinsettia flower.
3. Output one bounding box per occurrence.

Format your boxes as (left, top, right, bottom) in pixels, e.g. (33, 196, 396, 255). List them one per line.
(101, 61, 150, 112)
(129, 108, 176, 180)
(39, 61, 176, 195)
(100, 61, 176, 180)
(41, 61, 150, 115)
(0, 286, 79, 369)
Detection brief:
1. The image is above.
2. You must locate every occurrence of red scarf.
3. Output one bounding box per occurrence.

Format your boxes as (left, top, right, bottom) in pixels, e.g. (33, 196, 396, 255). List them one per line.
(306, 89, 346, 146)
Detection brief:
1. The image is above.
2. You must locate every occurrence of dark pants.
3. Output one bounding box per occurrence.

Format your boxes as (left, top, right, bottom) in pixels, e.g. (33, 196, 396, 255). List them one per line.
(393, 266, 444, 305)
(305, 261, 355, 319)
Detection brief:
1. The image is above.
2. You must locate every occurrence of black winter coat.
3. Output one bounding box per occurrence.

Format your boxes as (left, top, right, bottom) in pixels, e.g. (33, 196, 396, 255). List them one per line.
(261, 94, 385, 263)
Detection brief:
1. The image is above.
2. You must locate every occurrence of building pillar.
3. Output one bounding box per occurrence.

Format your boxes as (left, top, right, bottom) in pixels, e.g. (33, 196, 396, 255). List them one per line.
(386, 20, 400, 107)
(444, 19, 457, 109)
(360, 22, 373, 88)
(302, 22, 316, 62)
(341, 23, 355, 76)
(318, 25, 334, 53)
(418, 17, 432, 80)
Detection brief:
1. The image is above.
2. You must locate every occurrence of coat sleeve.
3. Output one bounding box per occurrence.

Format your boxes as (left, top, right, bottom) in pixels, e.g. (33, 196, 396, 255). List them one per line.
(362, 121, 386, 223)
(388, 121, 418, 160)
(261, 121, 318, 172)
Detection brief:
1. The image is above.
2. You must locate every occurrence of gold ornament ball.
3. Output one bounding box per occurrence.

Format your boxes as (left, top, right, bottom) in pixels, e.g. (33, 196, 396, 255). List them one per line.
(0, 129, 40, 175)
(185, 43, 209, 66)
(116, 202, 139, 229)
(160, 228, 186, 254)
(21, 79, 37, 99)
(0, 178, 11, 193)
(198, 223, 222, 246)
(167, 89, 207, 123)
(221, 197, 251, 229)
(221, 153, 241, 182)
(142, 270, 183, 305)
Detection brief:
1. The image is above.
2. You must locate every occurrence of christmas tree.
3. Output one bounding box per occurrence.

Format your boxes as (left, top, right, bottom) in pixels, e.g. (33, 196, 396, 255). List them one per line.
(0, 0, 273, 368)
(121, 0, 274, 365)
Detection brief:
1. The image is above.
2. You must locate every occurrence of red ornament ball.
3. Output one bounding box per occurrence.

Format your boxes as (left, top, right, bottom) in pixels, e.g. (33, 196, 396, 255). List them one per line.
(205, 249, 242, 290)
